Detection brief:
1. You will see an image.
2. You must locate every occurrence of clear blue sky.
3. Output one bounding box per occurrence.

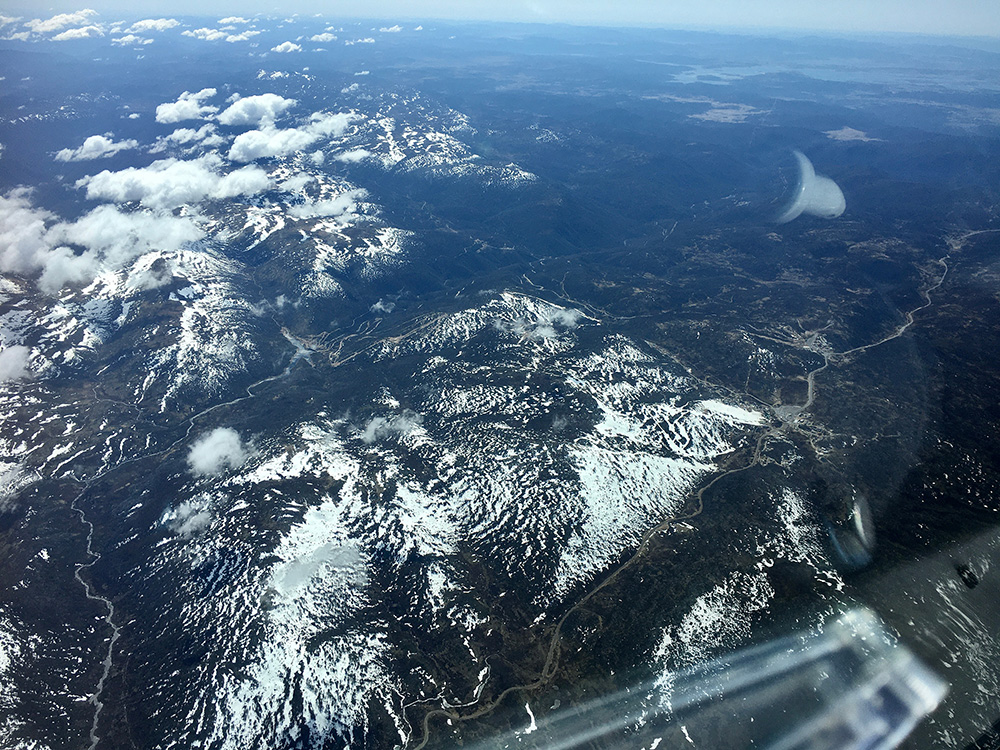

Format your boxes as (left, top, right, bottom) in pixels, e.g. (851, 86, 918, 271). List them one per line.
(6, 0, 1000, 37)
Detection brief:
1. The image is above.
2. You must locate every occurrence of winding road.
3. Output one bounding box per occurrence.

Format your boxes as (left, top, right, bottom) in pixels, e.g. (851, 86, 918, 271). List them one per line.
(406, 231, 983, 748)
(67, 229, 988, 749)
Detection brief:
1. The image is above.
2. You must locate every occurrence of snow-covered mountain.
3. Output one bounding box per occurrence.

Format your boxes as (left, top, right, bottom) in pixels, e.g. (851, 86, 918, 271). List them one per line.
(2, 15, 995, 750)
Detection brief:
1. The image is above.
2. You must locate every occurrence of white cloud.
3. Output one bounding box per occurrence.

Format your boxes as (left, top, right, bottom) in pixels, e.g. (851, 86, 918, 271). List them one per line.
(25, 9, 97, 34)
(0, 189, 203, 293)
(344, 38, 375, 46)
(271, 41, 302, 53)
(217, 93, 297, 127)
(288, 189, 366, 220)
(112, 34, 152, 46)
(224, 30, 261, 42)
(227, 112, 355, 162)
(155, 88, 219, 124)
(187, 427, 249, 476)
(272, 539, 365, 598)
(308, 112, 357, 136)
(187, 27, 263, 43)
(165, 497, 213, 536)
(58, 204, 200, 262)
(370, 298, 395, 314)
(127, 18, 178, 33)
(0, 346, 30, 381)
(310, 32, 336, 42)
(334, 148, 372, 163)
(379, 25, 403, 32)
(219, 16, 250, 24)
(279, 174, 313, 192)
(77, 154, 272, 210)
(228, 126, 318, 162)
(494, 306, 584, 340)
(34, 245, 99, 292)
(55, 133, 138, 161)
(0, 190, 55, 276)
(544, 308, 583, 328)
(51, 25, 104, 41)
(530, 308, 583, 339)
(360, 410, 423, 444)
(128, 113, 140, 120)
(0, 462, 37, 512)
(182, 27, 226, 41)
(149, 124, 224, 153)
(124, 253, 175, 290)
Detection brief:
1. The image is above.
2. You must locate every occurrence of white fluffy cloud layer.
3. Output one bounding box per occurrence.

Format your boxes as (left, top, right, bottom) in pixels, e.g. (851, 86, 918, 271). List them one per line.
(334, 148, 372, 163)
(24, 9, 96, 34)
(155, 88, 219, 124)
(0, 346, 30, 382)
(223, 30, 261, 42)
(150, 124, 224, 153)
(183, 27, 226, 41)
(126, 18, 178, 33)
(187, 427, 250, 476)
(183, 27, 261, 43)
(227, 112, 355, 163)
(227, 127, 315, 162)
(166, 498, 213, 536)
(55, 134, 138, 162)
(112, 34, 152, 46)
(0, 189, 202, 293)
(494, 306, 584, 340)
(361, 411, 423, 444)
(52, 25, 103, 41)
(271, 41, 302, 53)
(217, 94, 297, 127)
(77, 154, 271, 209)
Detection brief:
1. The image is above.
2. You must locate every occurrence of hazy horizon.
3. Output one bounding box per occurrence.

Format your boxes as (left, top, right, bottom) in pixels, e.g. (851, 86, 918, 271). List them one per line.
(2, 0, 1000, 38)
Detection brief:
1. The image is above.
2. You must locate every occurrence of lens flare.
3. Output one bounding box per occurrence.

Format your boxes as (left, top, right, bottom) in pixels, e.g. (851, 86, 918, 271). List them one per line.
(777, 150, 846, 223)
